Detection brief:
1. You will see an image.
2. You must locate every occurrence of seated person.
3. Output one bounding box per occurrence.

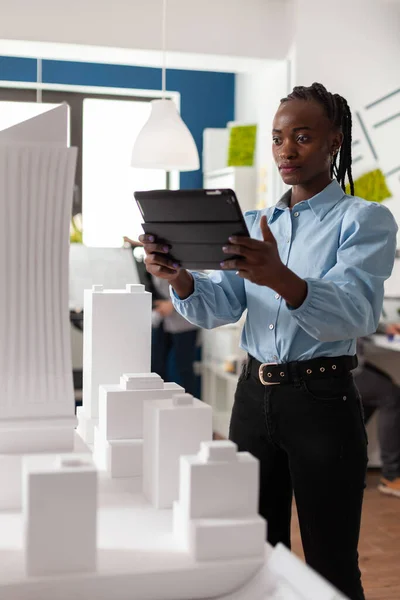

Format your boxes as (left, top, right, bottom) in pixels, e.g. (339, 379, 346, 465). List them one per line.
(354, 322, 400, 498)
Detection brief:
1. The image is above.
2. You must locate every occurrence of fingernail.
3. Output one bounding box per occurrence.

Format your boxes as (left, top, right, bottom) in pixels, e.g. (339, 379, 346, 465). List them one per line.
(229, 236, 234, 242)
(220, 261, 225, 267)
(163, 246, 169, 252)
(222, 246, 228, 251)
(173, 263, 179, 269)
(149, 235, 154, 242)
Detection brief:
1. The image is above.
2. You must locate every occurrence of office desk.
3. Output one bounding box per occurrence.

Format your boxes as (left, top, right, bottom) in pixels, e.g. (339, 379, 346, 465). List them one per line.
(370, 334, 400, 353)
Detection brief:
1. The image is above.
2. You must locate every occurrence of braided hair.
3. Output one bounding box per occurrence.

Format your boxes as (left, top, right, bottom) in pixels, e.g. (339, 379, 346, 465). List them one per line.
(281, 83, 354, 195)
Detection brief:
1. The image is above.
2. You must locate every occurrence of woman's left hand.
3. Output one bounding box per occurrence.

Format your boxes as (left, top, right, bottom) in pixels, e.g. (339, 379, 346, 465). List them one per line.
(221, 215, 285, 287)
(154, 299, 175, 317)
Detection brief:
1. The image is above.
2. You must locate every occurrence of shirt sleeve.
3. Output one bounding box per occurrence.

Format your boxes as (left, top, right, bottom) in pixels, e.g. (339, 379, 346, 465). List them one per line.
(170, 211, 259, 329)
(170, 269, 246, 329)
(288, 202, 398, 342)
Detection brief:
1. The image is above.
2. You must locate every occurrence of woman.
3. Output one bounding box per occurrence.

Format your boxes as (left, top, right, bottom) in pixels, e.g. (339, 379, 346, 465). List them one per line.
(140, 83, 397, 600)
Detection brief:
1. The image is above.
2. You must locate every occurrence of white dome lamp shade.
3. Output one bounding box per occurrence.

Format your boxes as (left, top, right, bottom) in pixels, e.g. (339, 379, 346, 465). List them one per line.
(131, 99, 200, 171)
(131, 0, 200, 172)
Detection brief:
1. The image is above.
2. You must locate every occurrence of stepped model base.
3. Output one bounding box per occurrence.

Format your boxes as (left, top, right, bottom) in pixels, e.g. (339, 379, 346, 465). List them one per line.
(0, 484, 265, 600)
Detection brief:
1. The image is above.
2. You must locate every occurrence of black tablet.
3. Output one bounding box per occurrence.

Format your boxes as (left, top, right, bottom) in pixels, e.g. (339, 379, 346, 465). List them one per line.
(134, 189, 250, 270)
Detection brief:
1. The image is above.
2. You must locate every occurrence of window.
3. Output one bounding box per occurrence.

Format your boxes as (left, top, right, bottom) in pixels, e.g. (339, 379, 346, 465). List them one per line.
(0, 101, 61, 132)
(0, 87, 175, 248)
(82, 98, 167, 247)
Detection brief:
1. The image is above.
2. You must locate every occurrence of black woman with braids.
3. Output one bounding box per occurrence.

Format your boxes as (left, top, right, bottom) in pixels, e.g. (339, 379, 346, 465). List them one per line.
(140, 83, 397, 599)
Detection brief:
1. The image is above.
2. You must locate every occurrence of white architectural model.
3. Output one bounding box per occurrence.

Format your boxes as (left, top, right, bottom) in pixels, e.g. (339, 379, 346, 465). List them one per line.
(0, 105, 348, 599)
(266, 543, 347, 600)
(78, 283, 151, 443)
(0, 105, 77, 509)
(23, 454, 97, 576)
(218, 542, 348, 600)
(143, 393, 212, 508)
(174, 440, 265, 561)
(94, 372, 184, 480)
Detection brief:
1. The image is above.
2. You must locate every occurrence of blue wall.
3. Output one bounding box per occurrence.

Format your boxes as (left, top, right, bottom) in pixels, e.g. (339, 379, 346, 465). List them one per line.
(0, 56, 235, 188)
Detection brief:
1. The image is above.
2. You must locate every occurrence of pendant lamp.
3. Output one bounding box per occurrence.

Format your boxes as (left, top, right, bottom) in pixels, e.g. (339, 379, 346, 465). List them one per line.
(131, 0, 200, 171)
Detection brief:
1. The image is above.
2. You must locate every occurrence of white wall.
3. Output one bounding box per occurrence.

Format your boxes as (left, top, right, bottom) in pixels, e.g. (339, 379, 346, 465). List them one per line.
(294, 0, 400, 229)
(294, 0, 400, 108)
(0, 0, 294, 61)
(235, 60, 290, 206)
(235, 0, 400, 213)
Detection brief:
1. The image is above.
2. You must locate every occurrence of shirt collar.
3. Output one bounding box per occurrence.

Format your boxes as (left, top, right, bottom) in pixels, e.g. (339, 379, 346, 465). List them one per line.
(268, 180, 346, 223)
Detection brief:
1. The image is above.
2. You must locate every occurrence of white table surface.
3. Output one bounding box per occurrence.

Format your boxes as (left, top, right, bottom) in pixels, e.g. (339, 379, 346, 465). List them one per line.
(370, 333, 400, 352)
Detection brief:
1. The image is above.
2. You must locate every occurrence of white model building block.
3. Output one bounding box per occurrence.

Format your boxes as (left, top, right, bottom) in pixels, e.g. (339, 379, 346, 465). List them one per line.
(121, 373, 164, 390)
(199, 440, 238, 462)
(94, 426, 143, 478)
(98, 377, 183, 441)
(178, 441, 259, 519)
(173, 440, 266, 562)
(143, 394, 212, 509)
(0, 455, 22, 510)
(22, 454, 97, 576)
(79, 284, 152, 444)
(173, 503, 266, 561)
(76, 405, 96, 444)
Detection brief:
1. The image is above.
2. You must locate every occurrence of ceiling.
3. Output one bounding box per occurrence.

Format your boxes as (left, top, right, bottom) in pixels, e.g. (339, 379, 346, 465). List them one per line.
(0, 0, 294, 63)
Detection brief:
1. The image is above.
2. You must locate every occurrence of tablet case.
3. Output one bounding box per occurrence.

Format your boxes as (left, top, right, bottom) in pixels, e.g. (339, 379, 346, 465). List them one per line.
(134, 189, 249, 270)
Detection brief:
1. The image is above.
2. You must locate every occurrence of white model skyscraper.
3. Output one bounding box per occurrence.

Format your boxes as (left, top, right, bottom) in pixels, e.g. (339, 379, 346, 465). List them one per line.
(77, 283, 152, 444)
(0, 105, 77, 509)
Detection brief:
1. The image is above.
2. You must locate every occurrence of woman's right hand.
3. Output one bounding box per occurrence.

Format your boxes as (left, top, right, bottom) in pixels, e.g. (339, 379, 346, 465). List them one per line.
(139, 233, 181, 282)
(138, 234, 194, 299)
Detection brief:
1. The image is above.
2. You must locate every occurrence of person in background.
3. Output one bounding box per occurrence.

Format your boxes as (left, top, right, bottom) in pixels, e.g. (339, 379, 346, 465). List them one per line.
(124, 236, 198, 396)
(355, 322, 400, 498)
(140, 83, 398, 600)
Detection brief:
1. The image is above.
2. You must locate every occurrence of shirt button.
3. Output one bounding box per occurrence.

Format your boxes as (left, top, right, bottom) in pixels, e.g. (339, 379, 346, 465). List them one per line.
(286, 239, 290, 244)
(273, 355, 278, 361)
(269, 324, 274, 330)
(294, 212, 299, 217)
(275, 294, 280, 300)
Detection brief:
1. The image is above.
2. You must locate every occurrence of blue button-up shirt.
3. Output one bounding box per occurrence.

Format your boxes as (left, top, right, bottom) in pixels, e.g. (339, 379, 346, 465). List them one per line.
(171, 181, 398, 363)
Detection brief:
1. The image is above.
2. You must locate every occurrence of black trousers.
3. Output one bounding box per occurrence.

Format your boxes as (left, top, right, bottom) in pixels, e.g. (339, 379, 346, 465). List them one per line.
(229, 362, 367, 600)
(354, 363, 400, 480)
(151, 324, 198, 396)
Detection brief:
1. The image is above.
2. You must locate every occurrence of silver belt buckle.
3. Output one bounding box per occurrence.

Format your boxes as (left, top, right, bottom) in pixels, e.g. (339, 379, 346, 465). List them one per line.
(259, 362, 280, 386)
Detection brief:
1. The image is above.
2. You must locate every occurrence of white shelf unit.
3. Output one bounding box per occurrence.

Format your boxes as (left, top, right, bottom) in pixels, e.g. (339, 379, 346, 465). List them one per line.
(201, 156, 255, 438)
(201, 322, 247, 438)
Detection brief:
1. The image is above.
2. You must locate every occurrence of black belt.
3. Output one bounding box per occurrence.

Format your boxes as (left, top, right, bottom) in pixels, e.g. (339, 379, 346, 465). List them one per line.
(248, 355, 358, 386)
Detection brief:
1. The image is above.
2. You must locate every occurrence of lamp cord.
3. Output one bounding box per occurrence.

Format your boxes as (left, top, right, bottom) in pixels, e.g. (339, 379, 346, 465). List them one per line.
(36, 58, 42, 103)
(162, 0, 167, 97)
